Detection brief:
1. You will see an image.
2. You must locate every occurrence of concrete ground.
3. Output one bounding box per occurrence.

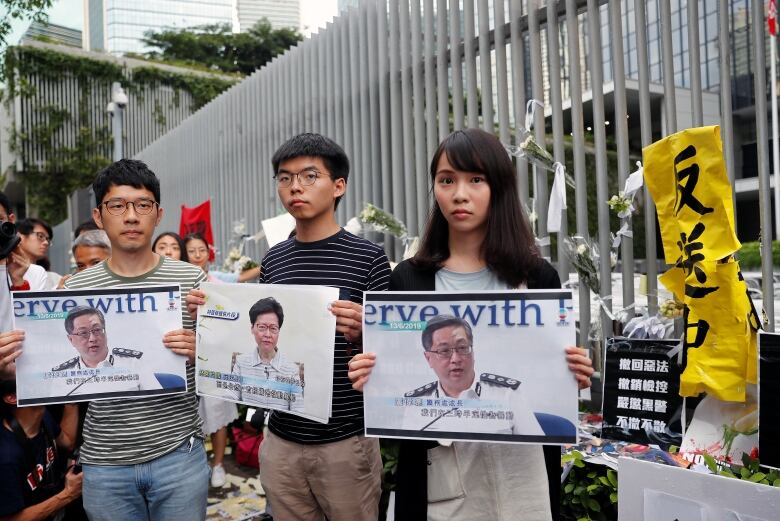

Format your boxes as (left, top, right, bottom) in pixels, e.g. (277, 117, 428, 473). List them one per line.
(205, 439, 270, 521)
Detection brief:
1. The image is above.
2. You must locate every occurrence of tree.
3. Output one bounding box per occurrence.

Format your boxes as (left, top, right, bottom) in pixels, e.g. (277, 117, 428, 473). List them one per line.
(141, 19, 302, 76)
(0, 0, 53, 46)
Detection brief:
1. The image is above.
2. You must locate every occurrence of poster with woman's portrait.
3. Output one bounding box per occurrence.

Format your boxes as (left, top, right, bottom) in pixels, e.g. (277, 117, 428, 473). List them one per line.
(196, 283, 337, 423)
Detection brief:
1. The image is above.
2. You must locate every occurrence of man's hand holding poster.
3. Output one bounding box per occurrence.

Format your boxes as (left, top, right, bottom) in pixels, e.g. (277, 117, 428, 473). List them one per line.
(195, 282, 337, 423)
(362, 290, 578, 444)
(14, 286, 186, 405)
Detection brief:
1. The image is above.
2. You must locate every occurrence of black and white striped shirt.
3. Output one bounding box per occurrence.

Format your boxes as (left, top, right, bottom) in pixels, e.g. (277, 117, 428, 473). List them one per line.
(64, 256, 206, 464)
(260, 229, 391, 444)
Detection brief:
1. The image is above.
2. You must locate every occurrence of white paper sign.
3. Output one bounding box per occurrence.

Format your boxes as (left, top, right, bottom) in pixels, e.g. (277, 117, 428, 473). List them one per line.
(196, 282, 338, 423)
(261, 212, 296, 248)
(14, 286, 186, 405)
(363, 290, 578, 444)
(643, 489, 706, 521)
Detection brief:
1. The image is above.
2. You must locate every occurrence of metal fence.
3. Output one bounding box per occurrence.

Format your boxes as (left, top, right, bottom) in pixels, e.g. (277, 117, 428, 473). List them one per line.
(135, 0, 777, 349)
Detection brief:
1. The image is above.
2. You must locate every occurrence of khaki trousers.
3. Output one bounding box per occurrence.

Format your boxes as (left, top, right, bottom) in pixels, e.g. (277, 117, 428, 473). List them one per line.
(259, 430, 382, 521)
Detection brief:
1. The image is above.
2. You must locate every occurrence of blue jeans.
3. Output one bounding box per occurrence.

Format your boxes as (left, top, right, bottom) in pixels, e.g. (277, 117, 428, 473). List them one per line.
(82, 437, 209, 521)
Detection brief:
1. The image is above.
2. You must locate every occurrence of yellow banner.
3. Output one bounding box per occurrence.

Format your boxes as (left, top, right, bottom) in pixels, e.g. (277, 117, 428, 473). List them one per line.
(643, 126, 740, 264)
(644, 126, 758, 402)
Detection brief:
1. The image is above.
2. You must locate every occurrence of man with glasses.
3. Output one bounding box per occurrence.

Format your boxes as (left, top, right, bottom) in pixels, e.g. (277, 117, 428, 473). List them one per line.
(402, 314, 544, 435)
(50, 306, 161, 395)
(17, 218, 54, 264)
(230, 297, 303, 411)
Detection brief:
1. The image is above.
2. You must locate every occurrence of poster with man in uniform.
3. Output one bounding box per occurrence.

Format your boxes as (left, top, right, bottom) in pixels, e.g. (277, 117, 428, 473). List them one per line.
(362, 290, 578, 444)
(195, 282, 337, 424)
(13, 286, 186, 405)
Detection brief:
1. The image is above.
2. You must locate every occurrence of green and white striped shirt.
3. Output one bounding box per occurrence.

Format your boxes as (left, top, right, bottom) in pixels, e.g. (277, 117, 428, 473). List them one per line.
(64, 255, 206, 465)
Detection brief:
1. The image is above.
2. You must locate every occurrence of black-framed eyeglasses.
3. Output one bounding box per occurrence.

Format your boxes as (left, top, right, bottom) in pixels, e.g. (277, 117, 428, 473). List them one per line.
(100, 198, 158, 216)
(70, 327, 106, 340)
(429, 345, 474, 359)
(274, 168, 327, 187)
(32, 231, 52, 243)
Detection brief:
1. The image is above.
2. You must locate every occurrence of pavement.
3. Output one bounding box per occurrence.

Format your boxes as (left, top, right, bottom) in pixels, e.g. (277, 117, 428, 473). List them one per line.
(205, 440, 270, 521)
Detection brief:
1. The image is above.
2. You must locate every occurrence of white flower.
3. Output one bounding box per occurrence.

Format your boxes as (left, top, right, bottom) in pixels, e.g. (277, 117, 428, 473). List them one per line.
(610, 251, 618, 268)
(576, 244, 587, 256)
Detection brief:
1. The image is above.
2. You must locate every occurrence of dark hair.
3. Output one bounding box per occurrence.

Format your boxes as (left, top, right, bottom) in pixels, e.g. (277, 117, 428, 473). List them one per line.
(153, 232, 188, 263)
(0, 377, 16, 419)
(74, 220, 99, 238)
(413, 129, 541, 288)
(182, 232, 208, 249)
(36, 257, 51, 271)
(249, 297, 284, 327)
(17, 217, 53, 240)
(421, 314, 473, 350)
(93, 159, 161, 207)
(0, 191, 11, 217)
(64, 306, 106, 334)
(271, 133, 350, 210)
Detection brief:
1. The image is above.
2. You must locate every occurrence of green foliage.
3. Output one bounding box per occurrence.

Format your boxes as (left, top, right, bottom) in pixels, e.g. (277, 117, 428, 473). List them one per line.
(560, 451, 618, 521)
(142, 19, 302, 75)
(737, 240, 780, 269)
(2, 45, 237, 223)
(0, 0, 53, 46)
(703, 453, 780, 486)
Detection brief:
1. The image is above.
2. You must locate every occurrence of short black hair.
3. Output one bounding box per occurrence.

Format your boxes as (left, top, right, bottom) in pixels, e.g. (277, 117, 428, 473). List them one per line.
(74, 220, 99, 238)
(421, 315, 473, 351)
(249, 297, 284, 328)
(0, 191, 11, 217)
(64, 306, 106, 334)
(93, 159, 161, 208)
(271, 133, 350, 210)
(17, 217, 53, 240)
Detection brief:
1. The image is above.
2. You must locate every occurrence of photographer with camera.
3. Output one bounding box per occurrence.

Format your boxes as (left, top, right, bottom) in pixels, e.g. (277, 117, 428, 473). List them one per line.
(0, 378, 82, 521)
(0, 192, 49, 291)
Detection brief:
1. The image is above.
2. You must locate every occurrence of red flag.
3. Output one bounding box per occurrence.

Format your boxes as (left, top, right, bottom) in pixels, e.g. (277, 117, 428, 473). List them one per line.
(770, 0, 777, 37)
(179, 200, 215, 261)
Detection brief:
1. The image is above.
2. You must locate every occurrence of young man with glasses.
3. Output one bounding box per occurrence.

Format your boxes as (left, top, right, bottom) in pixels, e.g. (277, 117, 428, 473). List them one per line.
(402, 314, 544, 435)
(188, 133, 392, 521)
(230, 297, 303, 411)
(0, 194, 51, 291)
(17, 218, 54, 264)
(61, 159, 209, 521)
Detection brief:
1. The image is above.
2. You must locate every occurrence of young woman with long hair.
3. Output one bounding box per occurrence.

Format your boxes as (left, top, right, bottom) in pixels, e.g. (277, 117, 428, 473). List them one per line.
(348, 128, 593, 520)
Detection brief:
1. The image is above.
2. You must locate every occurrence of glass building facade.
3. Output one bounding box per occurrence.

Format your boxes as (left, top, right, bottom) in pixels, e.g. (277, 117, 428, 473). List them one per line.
(87, 0, 234, 55)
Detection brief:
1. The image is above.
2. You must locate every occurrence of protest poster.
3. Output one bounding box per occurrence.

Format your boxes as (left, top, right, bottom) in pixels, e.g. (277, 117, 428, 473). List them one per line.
(13, 286, 186, 406)
(758, 332, 780, 469)
(643, 126, 759, 402)
(600, 337, 684, 449)
(362, 290, 578, 444)
(618, 457, 779, 521)
(196, 282, 338, 423)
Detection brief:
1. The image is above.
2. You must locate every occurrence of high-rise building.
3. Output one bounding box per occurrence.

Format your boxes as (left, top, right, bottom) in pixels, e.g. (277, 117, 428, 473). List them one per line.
(83, 0, 233, 55)
(21, 21, 82, 48)
(237, 0, 300, 32)
(338, 0, 360, 12)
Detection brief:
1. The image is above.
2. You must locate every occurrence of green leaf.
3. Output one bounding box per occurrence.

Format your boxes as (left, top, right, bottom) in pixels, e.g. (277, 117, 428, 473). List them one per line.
(586, 471, 597, 479)
(740, 467, 751, 479)
(565, 483, 575, 493)
(772, 478, 780, 487)
(719, 470, 737, 478)
(574, 459, 585, 468)
(587, 499, 601, 512)
(607, 470, 618, 487)
(748, 472, 766, 483)
(599, 477, 611, 487)
(609, 492, 618, 503)
(586, 484, 600, 493)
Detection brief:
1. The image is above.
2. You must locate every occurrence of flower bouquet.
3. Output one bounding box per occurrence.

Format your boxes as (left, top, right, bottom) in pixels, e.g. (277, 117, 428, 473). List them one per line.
(359, 203, 408, 239)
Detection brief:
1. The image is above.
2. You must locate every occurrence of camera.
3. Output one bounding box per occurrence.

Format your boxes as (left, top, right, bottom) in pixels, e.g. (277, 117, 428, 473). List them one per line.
(0, 221, 19, 261)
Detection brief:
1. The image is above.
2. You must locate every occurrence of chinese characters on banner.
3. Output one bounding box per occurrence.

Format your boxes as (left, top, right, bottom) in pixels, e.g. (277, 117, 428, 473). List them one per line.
(643, 126, 759, 402)
(601, 338, 683, 449)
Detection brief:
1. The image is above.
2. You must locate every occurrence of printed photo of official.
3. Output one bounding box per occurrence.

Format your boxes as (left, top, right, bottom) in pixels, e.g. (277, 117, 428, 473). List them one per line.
(229, 297, 304, 412)
(46, 306, 185, 400)
(397, 314, 576, 440)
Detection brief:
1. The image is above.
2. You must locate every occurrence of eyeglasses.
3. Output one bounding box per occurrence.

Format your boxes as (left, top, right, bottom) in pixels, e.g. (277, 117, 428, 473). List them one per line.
(274, 168, 327, 187)
(70, 327, 106, 340)
(429, 345, 473, 359)
(254, 324, 280, 334)
(101, 198, 158, 216)
(32, 231, 52, 243)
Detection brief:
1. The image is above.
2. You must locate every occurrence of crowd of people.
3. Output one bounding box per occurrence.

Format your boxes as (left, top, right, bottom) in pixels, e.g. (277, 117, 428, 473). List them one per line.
(0, 129, 593, 521)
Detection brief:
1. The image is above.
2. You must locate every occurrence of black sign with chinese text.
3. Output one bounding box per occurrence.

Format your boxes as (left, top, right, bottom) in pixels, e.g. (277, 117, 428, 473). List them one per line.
(601, 337, 684, 449)
(759, 332, 780, 469)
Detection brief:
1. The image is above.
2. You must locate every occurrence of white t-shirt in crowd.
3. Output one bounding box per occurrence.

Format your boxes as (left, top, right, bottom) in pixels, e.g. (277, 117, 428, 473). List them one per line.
(23, 264, 53, 290)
